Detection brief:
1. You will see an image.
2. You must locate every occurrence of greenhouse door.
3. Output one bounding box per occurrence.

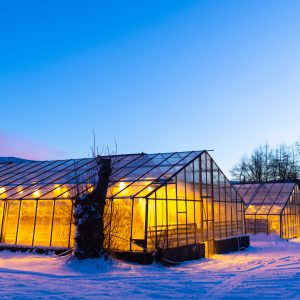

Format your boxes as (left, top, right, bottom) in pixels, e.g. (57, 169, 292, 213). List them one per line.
(203, 195, 214, 257)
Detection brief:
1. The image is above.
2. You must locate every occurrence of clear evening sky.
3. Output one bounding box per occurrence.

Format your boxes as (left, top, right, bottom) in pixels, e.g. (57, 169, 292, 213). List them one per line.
(1, 0, 300, 176)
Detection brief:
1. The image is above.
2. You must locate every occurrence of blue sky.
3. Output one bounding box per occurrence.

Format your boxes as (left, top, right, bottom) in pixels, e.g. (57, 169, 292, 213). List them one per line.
(1, 0, 300, 176)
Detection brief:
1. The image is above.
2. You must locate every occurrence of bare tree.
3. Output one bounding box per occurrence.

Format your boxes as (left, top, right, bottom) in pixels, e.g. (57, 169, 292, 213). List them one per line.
(73, 157, 111, 259)
(231, 142, 300, 182)
(71, 133, 121, 259)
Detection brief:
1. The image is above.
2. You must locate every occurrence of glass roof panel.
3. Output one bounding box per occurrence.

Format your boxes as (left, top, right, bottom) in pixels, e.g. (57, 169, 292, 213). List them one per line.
(234, 185, 250, 198)
(0, 151, 203, 200)
(256, 205, 272, 214)
(269, 204, 285, 214)
(0, 161, 49, 185)
(245, 204, 260, 214)
(242, 195, 254, 205)
(263, 192, 279, 204)
(236, 182, 296, 215)
(280, 182, 295, 193)
(274, 192, 292, 204)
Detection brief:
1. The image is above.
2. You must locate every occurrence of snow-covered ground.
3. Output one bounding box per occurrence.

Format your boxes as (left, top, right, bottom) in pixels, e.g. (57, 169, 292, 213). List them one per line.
(1, 235, 300, 299)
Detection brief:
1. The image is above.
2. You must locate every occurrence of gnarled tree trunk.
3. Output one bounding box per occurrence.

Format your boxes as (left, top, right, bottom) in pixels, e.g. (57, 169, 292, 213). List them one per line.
(73, 158, 111, 259)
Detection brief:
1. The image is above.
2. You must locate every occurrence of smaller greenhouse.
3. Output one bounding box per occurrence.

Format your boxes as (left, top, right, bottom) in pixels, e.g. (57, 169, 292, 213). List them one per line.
(234, 182, 300, 239)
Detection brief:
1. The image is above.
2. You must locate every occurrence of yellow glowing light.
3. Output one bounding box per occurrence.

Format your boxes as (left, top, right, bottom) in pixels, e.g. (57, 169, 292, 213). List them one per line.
(33, 190, 40, 197)
(119, 182, 126, 189)
(19, 191, 23, 195)
(55, 184, 61, 191)
(63, 191, 69, 198)
(88, 186, 94, 193)
(147, 186, 152, 191)
(0, 187, 5, 194)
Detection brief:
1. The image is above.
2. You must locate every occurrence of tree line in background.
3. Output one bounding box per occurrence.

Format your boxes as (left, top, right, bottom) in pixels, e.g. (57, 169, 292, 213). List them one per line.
(231, 141, 300, 183)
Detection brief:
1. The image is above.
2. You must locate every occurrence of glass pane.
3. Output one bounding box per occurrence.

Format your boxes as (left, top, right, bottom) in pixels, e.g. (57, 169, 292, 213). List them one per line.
(268, 215, 280, 235)
(166, 183, 176, 200)
(195, 201, 202, 242)
(109, 199, 132, 251)
(156, 186, 166, 199)
(33, 200, 54, 247)
(156, 199, 168, 248)
(269, 204, 284, 214)
(132, 198, 146, 243)
(187, 201, 195, 244)
(167, 200, 177, 247)
(245, 204, 260, 214)
(17, 200, 36, 245)
(51, 200, 72, 247)
(256, 205, 272, 214)
(147, 200, 156, 250)
(176, 171, 185, 200)
(1, 200, 20, 244)
(0, 200, 4, 235)
(131, 198, 145, 251)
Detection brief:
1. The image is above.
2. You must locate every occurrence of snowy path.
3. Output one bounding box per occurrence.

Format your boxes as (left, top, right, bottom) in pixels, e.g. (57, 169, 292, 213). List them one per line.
(0, 235, 300, 299)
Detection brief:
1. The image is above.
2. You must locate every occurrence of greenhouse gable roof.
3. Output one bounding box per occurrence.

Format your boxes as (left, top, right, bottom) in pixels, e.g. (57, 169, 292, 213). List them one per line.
(234, 182, 297, 215)
(0, 151, 204, 200)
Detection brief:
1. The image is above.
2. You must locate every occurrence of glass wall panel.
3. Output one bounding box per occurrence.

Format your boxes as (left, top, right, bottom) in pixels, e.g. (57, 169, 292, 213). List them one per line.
(147, 199, 156, 250)
(176, 170, 185, 200)
(226, 199, 232, 235)
(186, 164, 194, 200)
(231, 208, 237, 235)
(156, 199, 168, 248)
(156, 186, 167, 199)
(109, 199, 132, 251)
(194, 160, 201, 201)
(216, 202, 226, 238)
(253, 215, 268, 234)
(195, 201, 202, 242)
(131, 198, 145, 251)
(1, 200, 20, 244)
(17, 200, 36, 245)
(281, 187, 300, 239)
(177, 200, 187, 246)
(0, 200, 4, 237)
(51, 200, 72, 247)
(166, 183, 176, 199)
(33, 200, 54, 246)
(103, 198, 112, 249)
(268, 215, 280, 235)
(187, 200, 195, 244)
(167, 200, 178, 247)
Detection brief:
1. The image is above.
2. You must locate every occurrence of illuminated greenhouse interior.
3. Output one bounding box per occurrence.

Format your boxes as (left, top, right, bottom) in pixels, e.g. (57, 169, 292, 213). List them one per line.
(0, 151, 245, 255)
(234, 182, 300, 239)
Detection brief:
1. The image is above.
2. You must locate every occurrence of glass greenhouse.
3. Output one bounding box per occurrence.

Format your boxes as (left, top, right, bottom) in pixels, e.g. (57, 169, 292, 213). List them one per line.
(0, 151, 246, 257)
(234, 182, 300, 239)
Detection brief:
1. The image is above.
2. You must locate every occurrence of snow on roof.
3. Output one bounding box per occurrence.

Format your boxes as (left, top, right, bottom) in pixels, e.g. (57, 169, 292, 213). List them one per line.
(0, 157, 33, 164)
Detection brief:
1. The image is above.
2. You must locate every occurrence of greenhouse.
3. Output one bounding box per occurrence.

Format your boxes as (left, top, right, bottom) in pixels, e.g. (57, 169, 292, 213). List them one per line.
(234, 182, 300, 239)
(0, 151, 248, 260)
